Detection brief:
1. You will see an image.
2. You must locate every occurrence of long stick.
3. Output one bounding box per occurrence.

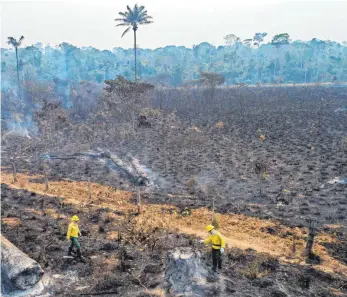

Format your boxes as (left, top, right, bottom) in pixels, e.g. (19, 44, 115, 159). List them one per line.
(44, 163, 49, 191)
(134, 29, 137, 81)
(80, 291, 118, 296)
(88, 177, 91, 201)
(137, 188, 142, 214)
(128, 270, 152, 297)
(212, 196, 215, 221)
(11, 160, 17, 183)
(16, 47, 22, 98)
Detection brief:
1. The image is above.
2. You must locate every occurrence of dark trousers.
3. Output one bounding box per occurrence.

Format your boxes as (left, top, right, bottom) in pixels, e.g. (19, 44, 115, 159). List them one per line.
(70, 237, 80, 249)
(212, 248, 222, 271)
(68, 237, 83, 259)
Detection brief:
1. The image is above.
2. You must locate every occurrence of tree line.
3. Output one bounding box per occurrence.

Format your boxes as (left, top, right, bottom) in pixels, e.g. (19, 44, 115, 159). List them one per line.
(2, 35, 346, 91)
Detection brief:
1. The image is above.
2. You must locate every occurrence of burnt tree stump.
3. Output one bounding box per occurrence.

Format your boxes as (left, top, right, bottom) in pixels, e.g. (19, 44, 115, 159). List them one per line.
(165, 248, 221, 296)
(138, 115, 151, 128)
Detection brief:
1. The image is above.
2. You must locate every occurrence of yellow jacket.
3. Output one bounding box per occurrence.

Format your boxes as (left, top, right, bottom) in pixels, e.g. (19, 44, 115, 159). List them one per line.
(66, 222, 80, 239)
(203, 231, 226, 250)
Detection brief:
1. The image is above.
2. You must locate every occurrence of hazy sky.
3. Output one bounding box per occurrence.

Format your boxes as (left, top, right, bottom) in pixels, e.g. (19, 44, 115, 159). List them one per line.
(1, 0, 347, 50)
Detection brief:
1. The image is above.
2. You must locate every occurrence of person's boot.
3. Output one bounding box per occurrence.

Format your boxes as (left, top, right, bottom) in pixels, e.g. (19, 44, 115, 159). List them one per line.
(76, 249, 86, 263)
(68, 247, 73, 256)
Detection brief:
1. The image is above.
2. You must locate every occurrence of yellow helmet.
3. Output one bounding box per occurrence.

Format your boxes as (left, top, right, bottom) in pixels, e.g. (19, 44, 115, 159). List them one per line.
(71, 215, 79, 221)
(206, 225, 214, 232)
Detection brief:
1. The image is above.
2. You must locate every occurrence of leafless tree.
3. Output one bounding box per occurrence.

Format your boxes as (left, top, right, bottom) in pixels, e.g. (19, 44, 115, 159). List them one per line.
(1, 133, 32, 183)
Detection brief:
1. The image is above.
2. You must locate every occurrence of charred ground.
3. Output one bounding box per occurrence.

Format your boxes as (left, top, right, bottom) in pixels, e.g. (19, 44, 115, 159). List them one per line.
(4, 85, 347, 227)
(1, 84, 347, 296)
(1, 182, 346, 297)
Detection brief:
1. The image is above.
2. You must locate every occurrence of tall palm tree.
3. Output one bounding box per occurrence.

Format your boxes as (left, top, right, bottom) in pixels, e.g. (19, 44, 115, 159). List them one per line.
(115, 4, 153, 81)
(7, 36, 25, 96)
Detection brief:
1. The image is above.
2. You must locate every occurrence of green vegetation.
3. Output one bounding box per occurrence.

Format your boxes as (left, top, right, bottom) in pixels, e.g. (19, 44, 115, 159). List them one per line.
(2, 36, 346, 89)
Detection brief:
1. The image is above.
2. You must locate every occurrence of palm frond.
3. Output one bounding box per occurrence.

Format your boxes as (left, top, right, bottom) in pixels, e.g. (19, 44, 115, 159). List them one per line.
(116, 22, 131, 27)
(118, 12, 128, 17)
(139, 20, 153, 25)
(138, 13, 152, 22)
(138, 5, 145, 13)
(126, 6, 135, 22)
(116, 5, 153, 37)
(7, 36, 25, 47)
(139, 15, 152, 22)
(134, 4, 139, 14)
(139, 10, 148, 16)
(115, 18, 129, 22)
(138, 12, 148, 18)
(121, 26, 131, 37)
(126, 5, 133, 14)
(138, 16, 152, 22)
(7, 37, 16, 46)
(137, 15, 147, 21)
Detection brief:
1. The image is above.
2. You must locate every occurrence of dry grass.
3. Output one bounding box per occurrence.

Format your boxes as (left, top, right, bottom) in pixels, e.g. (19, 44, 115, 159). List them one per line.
(43, 208, 59, 219)
(106, 230, 121, 240)
(1, 217, 21, 227)
(241, 259, 269, 279)
(2, 170, 346, 277)
(1, 170, 133, 210)
(211, 213, 221, 230)
(148, 288, 166, 297)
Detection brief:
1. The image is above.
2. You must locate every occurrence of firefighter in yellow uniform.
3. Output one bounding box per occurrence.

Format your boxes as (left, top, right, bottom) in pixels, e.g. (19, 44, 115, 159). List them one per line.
(200, 225, 225, 272)
(66, 215, 84, 262)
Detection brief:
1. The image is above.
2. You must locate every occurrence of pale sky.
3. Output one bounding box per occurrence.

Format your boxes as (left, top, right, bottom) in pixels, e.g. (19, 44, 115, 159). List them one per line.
(1, 0, 347, 50)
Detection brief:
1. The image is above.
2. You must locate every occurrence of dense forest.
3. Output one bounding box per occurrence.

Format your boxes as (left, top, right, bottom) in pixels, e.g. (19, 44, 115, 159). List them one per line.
(2, 35, 347, 90)
(2, 34, 347, 133)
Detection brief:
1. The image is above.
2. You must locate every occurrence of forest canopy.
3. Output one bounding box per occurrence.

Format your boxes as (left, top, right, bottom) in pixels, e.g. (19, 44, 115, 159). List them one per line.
(2, 37, 347, 89)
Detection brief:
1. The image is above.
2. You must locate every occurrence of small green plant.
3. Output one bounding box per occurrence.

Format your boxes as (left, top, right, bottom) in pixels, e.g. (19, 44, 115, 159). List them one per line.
(59, 197, 65, 209)
(258, 168, 269, 196)
(262, 172, 269, 180)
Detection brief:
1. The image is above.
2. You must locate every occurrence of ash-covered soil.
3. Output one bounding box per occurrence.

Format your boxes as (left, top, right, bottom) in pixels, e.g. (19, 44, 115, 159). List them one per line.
(6, 86, 347, 228)
(1, 184, 346, 297)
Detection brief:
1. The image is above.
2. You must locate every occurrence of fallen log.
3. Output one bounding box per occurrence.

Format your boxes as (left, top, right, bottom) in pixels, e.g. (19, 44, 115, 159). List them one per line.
(40, 150, 151, 187)
(1, 235, 44, 295)
(110, 153, 150, 186)
(80, 291, 118, 296)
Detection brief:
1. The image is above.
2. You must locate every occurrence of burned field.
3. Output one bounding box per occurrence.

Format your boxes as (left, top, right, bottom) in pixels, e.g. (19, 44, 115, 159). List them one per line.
(137, 86, 347, 227)
(1, 180, 346, 297)
(8, 85, 346, 227)
(1, 85, 347, 296)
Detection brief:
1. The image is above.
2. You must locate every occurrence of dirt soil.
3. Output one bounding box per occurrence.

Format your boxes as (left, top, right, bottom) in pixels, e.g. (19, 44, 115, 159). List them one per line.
(1, 171, 347, 296)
